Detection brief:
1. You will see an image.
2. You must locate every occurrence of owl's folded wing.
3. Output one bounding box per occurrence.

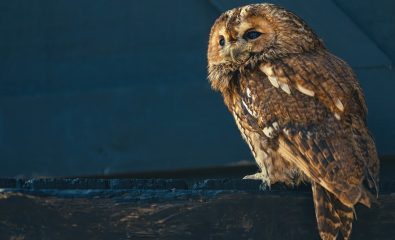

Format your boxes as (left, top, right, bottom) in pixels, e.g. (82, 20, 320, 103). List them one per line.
(276, 123, 373, 207)
(253, 53, 375, 207)
(259, 52, 367, 121)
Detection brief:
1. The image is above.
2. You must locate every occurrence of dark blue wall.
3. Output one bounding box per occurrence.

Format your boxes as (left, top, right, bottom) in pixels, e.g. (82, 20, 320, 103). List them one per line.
(0, 0, 394, 177)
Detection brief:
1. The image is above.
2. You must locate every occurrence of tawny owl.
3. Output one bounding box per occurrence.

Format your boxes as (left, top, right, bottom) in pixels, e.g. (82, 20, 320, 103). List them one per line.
(207, 3, 379, 240)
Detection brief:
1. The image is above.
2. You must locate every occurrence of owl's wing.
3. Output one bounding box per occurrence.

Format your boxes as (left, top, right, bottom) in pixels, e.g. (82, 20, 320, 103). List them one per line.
(247, 52, 376, 207)
(259, 52, 368, 121)
(277, 123, 372, 207)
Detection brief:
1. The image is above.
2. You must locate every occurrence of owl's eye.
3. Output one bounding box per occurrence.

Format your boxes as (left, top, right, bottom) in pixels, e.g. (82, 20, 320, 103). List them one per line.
(219, 36, 225, 46)
(243, 30, 262, 40)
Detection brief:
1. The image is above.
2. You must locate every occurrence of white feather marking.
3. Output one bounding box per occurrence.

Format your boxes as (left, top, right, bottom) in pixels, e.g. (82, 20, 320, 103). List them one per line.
(242, 100, 255, 117)
(272, 122, 279, 130)
(246, 88, 252, 98)
(280, 82, 291, 95)
(259, 64, 274, 76)
(334, 113, 341, 120)
(335, 98, 344, 112)
(263, 126, 274, 138)
(296, 84, 315, 97)
(283, 128, 290, 136)
(268, 76, 280, 88)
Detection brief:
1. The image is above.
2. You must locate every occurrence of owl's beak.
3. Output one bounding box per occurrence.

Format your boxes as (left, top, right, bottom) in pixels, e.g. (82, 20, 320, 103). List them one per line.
(223, 44, 250, 63)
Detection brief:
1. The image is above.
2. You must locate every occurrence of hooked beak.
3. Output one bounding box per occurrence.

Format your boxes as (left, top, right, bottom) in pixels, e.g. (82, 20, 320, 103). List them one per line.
(223, 44, 250, 63)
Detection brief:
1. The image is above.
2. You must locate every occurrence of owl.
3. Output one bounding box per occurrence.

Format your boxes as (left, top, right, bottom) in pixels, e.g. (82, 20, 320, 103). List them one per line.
(207, 3, 379, 240)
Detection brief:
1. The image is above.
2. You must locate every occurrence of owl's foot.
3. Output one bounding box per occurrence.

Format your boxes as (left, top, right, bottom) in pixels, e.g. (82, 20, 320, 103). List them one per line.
(243, 172, 271, 190)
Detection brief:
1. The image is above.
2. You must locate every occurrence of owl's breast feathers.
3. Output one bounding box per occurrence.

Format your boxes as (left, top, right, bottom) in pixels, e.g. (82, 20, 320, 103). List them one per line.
(224, 51, 379, 207)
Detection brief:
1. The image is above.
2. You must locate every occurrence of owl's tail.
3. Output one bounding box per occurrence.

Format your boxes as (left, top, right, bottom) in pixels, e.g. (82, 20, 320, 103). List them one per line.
(311, 182, 354, 240)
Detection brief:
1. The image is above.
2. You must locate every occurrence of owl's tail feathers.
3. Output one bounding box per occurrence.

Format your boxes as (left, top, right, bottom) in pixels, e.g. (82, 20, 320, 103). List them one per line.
(311, 182, 354, 240)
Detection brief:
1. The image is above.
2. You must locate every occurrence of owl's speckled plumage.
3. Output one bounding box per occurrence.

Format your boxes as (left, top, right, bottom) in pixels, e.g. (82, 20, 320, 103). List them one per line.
(207, 4, 379, 240)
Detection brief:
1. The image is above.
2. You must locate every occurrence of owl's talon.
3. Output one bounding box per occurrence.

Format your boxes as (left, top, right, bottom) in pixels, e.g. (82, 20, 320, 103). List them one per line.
(243, 172, 271, 191)
(243, 172, 263, 180)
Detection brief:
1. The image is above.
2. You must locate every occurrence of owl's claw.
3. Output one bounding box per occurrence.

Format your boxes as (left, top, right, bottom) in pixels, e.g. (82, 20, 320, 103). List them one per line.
(243, 172, 271, 190)
(243, 172, 263, 180)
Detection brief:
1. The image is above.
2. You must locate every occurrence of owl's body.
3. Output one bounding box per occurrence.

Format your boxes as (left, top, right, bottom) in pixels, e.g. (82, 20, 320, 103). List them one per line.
(207, 4, 379, 240)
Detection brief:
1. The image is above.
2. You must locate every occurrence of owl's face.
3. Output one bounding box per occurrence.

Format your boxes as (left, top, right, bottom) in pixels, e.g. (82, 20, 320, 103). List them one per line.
(208, 6, 275, 66)
(208, 4, 323, 69)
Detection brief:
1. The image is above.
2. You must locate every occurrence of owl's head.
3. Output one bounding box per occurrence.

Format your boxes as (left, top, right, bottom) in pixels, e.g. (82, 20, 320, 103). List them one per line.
(207, 4, 324, 91)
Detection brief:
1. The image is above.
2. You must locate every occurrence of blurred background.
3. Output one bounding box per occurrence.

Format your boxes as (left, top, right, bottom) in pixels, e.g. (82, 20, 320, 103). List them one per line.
(0, 0, 394, 178)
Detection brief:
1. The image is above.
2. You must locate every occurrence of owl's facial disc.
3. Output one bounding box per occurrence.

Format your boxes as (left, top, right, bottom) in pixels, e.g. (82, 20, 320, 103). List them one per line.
(209, 18, 275, 65)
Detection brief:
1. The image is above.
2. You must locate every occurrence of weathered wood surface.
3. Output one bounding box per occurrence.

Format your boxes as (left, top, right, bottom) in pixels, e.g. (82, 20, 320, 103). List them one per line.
(1, 178, 395, 240)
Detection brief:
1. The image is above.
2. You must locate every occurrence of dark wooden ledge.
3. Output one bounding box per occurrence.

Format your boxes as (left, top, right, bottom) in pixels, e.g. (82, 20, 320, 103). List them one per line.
(0, 157, 394, 239)
(1, 177, 395, 240)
